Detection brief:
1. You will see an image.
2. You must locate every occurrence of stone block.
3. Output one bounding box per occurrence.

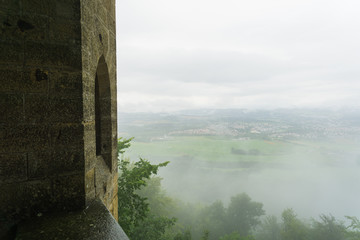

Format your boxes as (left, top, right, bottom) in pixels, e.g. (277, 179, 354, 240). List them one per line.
(21, 13, 49, 41)
(0, 93, 24, 123)
(0, 40, 23, 64)
(83, 121, 96, 144)
(25, 94, 83, 123)
(109, 0, 116, 20)
(55, 0, 81, 21)
(80, 4, 95, 29)
(0, 124, 50, 153)
(49, 123, 84, 150)
(81, 47, 91, 74)
(0, 153, 27, 182)
(109, 14, 115, 34)
(49, 70, 82, 97)
(24, 42, 81, 70)
(97, 6, 108, 26)
(85, 189, 96, 206)
(49, 19, 81, 44)
(51, 174, 85, 210)
(0, 0, 20, 13)
(83, 91, 96, 122)
(0, 180, 52, 219)
(22, 68, 49, 93)
(0, 67, 49, 93)
(22, 0, 53, 16)
(85, 150, 96, 173)
(110, 195, 118, 220)
(23, 180, 53, 214)
(0, 12, 24, 41)
(95, 20, 109, 56)
(85, 167, 95, 193)
(28, 150, 84, 179)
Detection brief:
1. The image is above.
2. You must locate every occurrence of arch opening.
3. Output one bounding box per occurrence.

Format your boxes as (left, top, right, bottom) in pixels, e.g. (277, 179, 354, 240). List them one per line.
(95, 55, 112, 170)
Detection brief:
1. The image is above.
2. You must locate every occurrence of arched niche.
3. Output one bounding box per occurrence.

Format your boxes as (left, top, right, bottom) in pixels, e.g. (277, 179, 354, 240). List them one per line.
(95, 55, 112, 170)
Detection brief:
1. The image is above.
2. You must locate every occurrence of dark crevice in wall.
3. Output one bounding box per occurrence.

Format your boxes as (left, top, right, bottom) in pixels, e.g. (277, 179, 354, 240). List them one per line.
(35, 69, 48, 82)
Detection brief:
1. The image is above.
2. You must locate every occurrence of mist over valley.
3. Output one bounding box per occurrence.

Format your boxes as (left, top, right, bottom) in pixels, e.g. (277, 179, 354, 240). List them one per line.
(118, 108, 360, 221)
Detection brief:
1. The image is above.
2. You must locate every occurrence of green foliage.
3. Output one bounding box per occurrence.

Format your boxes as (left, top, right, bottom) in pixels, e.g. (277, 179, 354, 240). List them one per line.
(130, 213, 176, 240)
(136, 176, 175, 216)
(174, 230, 192, 240)
(281, 208, 308, 240)
(118, 158, 169, 235)
(200, 230, 209, 240)
(219, 231, 255, 240)
(117, 137, 181, 240)
(117, 137, 170, 238)
(118, 137, 134, 156)
(226, 193, 265, 237)
(199, 200, 227, 240)
(345, 216, 360, 240)
(310, 214, 346, 240)
(255, 215, 281, 240)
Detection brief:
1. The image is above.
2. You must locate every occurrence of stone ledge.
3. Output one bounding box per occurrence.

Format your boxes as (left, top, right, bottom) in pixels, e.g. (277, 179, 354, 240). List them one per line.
(15, 199, 129, 240)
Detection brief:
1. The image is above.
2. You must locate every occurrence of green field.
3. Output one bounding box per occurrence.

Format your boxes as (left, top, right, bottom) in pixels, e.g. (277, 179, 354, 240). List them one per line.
(124, 136, 358, 168)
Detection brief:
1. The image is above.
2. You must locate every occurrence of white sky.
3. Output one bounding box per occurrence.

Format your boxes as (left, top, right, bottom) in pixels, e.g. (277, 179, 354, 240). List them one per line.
(116, 0, 360, 112)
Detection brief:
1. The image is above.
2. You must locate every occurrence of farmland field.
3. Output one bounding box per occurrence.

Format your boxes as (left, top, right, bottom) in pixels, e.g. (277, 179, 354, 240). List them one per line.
(125, 136, 359, 168)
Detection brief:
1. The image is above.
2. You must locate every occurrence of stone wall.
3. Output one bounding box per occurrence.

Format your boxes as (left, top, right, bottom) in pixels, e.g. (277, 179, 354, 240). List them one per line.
(80, 0, 118, 219)
(0, 0, 118, 237)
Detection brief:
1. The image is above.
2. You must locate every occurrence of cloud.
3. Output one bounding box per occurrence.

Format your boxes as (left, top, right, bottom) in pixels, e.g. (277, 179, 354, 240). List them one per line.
(116, 0, 360, 112)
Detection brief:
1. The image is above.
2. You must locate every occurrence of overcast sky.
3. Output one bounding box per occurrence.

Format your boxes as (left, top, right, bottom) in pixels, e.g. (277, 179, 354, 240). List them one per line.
(116, 0, 360, 113)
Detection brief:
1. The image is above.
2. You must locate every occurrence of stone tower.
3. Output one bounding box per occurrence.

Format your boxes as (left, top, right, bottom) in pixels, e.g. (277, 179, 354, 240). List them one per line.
(0, 0, 119, 237)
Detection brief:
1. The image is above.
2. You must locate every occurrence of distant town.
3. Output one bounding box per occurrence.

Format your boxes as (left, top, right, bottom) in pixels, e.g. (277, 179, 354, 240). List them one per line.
(118, 108, 360, 142)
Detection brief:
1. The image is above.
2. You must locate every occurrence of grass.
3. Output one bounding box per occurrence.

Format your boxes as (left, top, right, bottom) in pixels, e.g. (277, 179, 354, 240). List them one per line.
(123, 136, 350, 165)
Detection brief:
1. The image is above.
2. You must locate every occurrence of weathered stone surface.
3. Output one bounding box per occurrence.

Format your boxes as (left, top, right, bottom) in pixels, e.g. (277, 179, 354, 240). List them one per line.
(22, 0, 52, 16)
(49, 19, 81, 43)
(25, 95, 83, 123)
(0, 0, 119, 237)
(55, 0, 81, 21)
(0, 153, 27, 182)
(49, 70, 82, 97)
(0, 0, 20, 13)
(22, 68, 49, 93)
(21, 14, 49, 41)
(24, 42, 81, 69)
(51, 174, 85, 210)
(49, 123, 84, 150)
(0, 40, 23, 64)
(0, 180, 52, 219)
(85, 167, 95, 193)
(0, 13, 24, 41)
(0, 124, 50, 153)
(16, 200, 129, 240)
(0, 93, 24, 123)
(28, 150, 84, 179)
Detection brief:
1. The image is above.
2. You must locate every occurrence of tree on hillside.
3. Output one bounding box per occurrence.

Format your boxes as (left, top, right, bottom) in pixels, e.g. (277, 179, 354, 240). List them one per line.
(199, 200, 227, 240)
(310, 214, 346, 240)
(255, 215, 281, 240)
(281, 208, 308, 240)
(225, 193, 265, 237)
